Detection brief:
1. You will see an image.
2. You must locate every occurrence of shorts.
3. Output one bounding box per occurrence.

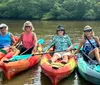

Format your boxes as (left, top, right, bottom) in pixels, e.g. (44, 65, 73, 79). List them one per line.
(18, 45, 34, 54)
(54, 52, 71, 58)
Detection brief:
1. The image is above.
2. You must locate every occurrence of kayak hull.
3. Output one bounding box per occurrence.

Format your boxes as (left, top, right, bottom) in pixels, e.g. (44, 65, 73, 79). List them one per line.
(40, 54, 76, 85)
(0, 55, 40, 80)
(77, 53, 100, 85)
(0, 44, 42, 80)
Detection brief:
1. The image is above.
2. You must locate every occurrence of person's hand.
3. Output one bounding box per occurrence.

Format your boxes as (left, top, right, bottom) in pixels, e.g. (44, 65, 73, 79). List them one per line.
(32, 47, 37, 53)
(66, 48, 70, 52)
(9, 46, 15, 52)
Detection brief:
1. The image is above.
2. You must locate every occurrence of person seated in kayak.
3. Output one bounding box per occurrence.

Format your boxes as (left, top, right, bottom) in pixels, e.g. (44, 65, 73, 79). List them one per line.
(12, 21, 37, 56)
(43, 25, 73, 64)
(74, 25, 100, 64)
(0, 23, 16, 54)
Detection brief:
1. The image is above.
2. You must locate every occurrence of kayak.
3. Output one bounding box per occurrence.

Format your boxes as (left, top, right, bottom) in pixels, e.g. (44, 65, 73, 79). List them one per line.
(40, 52, 76, 85)
(0, 44, 42, 80)
(77, 51, 100, 85)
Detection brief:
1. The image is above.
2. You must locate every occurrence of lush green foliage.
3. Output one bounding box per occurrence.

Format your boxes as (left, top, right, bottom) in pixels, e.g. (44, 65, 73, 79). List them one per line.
(0, 0, 100, 20)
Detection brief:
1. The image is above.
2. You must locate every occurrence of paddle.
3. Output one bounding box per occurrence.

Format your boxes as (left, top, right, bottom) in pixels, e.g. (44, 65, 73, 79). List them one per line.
(3, 50, 67, 63)
(80, 50, 98, 65)
(73, 45, 98, 65)
(3, 44, 77, 63)
(3, 39, 44, 63)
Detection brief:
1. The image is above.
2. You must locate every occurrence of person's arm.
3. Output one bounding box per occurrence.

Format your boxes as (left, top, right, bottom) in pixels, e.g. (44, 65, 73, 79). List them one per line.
(10, 33, 16, 46)
(12, 34, 22, 47)
(94, 36, 100, 47)
(32, 32, 37, 52)
(66, 35, 73, 51)
(74, 39, 85, 54)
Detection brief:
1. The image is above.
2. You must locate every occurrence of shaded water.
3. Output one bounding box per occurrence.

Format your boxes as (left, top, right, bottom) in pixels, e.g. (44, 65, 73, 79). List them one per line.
(0, 20, 100, 85)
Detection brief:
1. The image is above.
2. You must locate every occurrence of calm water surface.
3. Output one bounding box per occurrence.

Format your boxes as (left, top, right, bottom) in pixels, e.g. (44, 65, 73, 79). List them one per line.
(0, 20, 100, 85)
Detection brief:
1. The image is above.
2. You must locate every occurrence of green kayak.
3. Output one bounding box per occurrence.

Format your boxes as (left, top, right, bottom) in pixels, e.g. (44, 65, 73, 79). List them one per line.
(77, 51, 100, 85)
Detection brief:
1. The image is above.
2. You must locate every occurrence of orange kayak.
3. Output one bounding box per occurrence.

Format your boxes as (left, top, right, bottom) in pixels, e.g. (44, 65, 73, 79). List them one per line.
(0, 44, 42, 80)
(0, 54, 40, 80)
(40, 53, 76, 85)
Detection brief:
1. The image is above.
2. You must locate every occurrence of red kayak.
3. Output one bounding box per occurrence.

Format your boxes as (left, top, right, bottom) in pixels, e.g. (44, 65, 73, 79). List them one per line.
(40, 53, 76, 85)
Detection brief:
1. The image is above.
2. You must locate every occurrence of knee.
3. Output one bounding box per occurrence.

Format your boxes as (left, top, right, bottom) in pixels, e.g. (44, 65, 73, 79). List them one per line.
(16, 49, 20, 53)
(94, 47, 99, 52)
(53, 54, 59, 58)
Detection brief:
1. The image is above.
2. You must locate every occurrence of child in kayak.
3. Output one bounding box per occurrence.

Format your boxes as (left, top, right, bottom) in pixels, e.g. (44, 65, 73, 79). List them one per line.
(0, 23, 16, 55)
(74, 25, 100, 64)
(13, 21, 37, 56)
(43, 25, 73, 64)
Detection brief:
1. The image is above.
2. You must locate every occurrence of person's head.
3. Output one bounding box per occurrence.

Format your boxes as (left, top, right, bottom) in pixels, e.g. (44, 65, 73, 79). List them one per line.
(0, 23, 8, 34)
(22, 21, 34, 32)
(56, 25, 65, 36)
(83, 25, 94, 38)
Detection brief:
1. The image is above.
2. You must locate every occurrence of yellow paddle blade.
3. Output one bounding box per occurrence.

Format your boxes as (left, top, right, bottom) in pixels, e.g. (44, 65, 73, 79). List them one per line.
(37, 45, 42, 52)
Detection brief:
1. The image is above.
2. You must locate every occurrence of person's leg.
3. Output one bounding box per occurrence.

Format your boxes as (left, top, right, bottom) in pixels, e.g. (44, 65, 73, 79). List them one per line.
(2, 47, 10, 53)
(49, 53, 61, 63)
(25, 47, 34, 54)
(62, 56, 68, 63)
(61, 52, 71, 64)
(13, 45, 26, 56)
(89, 47, 100, 64)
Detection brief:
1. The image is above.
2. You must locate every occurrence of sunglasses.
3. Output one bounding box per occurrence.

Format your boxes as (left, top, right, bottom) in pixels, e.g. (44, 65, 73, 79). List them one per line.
(84, 30, 92, 32)
(57, 30, 64, 31)
(0, 27, 6, 29)
(25, 26, 31, 28)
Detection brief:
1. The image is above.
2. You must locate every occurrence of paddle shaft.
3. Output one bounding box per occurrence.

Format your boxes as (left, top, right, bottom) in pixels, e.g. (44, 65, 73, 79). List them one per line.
(19, 46, 34, 55)
(19, 39, 44, 55)
(80, 50, 98, 65)
(32, 48, 77, 56)
(32, 50, 67, 56)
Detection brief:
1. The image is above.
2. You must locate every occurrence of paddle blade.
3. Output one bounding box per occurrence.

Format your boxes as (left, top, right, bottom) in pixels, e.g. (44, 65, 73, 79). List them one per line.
(38, 39, 44, 44)
(73, 45, 83, 50)
(9, 54, 32, 61)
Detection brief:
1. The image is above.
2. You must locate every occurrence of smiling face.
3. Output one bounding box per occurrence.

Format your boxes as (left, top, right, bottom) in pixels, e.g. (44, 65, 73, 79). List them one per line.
(57, 30, 64, 36)
(0, 27, 7, 34)
(84, 30, 92, 37)
(25, 23, 32, 32)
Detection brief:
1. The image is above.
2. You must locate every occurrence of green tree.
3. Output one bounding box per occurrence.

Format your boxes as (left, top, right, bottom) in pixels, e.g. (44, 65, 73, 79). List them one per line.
(94, 2, 100, 19)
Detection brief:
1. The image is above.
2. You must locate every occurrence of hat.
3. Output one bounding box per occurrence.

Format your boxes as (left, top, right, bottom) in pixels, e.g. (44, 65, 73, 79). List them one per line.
(0, 23, 8, 30)
(57, 25, 64, 31)
(83, 27, 92, 32)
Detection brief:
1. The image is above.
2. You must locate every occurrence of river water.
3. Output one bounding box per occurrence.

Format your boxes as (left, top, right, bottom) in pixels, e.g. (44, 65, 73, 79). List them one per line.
(0, 20, 100, 85)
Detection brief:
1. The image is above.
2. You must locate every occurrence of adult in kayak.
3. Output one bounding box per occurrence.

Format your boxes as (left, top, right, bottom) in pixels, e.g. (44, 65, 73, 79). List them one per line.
(13, 21, 37, 56)
(0, 23, 16, 55)
(74, 25, 100, 64)
(43, 25, 73, 64)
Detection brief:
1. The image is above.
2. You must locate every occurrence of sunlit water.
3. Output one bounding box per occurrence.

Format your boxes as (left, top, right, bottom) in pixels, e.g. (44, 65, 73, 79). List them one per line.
(0, 20, 100, 85)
